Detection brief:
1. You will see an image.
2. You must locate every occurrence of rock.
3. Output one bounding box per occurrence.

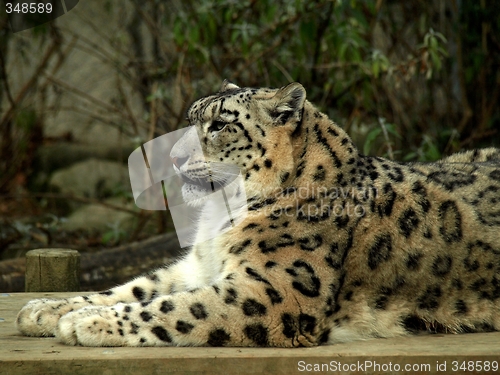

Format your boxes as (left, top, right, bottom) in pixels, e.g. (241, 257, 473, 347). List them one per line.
(49, 158, 130, 200)
(60, 197, 136, 234)
(36, 143, 135, 177)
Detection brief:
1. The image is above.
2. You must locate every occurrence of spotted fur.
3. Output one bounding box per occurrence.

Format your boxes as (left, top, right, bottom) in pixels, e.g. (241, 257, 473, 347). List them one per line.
(17, 81, 500, 347)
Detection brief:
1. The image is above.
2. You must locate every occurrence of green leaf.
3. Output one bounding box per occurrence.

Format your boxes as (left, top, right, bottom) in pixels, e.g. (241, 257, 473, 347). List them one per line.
(173, 19, 185, 45)
(372, 60, 380, 78)
(300, 21, 315, 50)
(189, 27, 200, 44)
(434, 31, 447, 43)
(430, 50, 442, 71)
(421, 135, 441, 161)
(101, 231, 116, 245)
(430, 35, 438, 50)
(16, 109, 37, 131)
(339, 42, 349, 61)
(403, 151, 418, 161)
(231, 30, 239, 44)
(363, 127, 382, 155)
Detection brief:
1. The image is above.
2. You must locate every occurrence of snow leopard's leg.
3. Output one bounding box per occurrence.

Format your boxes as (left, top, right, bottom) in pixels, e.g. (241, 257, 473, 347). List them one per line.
(17, 249, 211, 337)
(55, 273, 303, 347)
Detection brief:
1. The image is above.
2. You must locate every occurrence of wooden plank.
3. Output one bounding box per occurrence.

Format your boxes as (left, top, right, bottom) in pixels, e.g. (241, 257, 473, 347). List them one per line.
(1, 293, 499, 375)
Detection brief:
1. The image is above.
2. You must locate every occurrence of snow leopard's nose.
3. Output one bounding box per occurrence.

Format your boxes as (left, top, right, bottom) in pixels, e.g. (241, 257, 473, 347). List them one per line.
(171, 156, 189, 169)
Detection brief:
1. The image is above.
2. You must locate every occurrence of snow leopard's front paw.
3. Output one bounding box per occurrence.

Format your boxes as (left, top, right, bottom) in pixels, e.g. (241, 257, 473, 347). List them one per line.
(17, 298, 86, 337)
(56, 305, 129, 346)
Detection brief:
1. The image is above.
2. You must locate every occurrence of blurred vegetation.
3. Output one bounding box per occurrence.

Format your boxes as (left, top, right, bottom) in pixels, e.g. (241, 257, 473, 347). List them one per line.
(122, 0, 499, 159)
(0, 0, 499, 253)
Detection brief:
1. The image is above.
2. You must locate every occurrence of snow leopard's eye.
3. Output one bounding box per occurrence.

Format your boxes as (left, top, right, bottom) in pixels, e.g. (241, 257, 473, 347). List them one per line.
(209, 120, 227, 132)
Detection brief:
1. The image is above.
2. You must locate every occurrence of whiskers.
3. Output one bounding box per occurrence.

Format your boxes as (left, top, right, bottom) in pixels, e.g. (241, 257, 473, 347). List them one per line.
(186, 162, 239, 182)
(180, 161, 241, 192)
(207, 162, 241, 183)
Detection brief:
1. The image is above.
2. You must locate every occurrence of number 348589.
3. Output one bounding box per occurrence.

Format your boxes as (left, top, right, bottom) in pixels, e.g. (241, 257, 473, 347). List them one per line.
(5, 2, 53, 14)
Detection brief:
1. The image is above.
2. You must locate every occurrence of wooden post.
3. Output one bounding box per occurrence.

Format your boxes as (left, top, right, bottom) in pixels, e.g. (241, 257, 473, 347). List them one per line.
(25, 249, 80, 292)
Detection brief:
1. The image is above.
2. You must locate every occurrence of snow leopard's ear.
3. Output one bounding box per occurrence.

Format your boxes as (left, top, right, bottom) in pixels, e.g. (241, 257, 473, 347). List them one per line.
(269, 82, 306, 125)
(220, 80, 240, 92)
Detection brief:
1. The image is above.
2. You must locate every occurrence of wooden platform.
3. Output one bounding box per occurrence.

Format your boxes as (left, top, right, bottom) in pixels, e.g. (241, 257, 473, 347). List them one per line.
(1, 293, 499, 375)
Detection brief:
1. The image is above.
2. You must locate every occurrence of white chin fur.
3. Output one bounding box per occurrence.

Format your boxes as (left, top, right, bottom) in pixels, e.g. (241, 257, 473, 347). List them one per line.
(181, 179, 241, 208)
(181, 183, 212, 207)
